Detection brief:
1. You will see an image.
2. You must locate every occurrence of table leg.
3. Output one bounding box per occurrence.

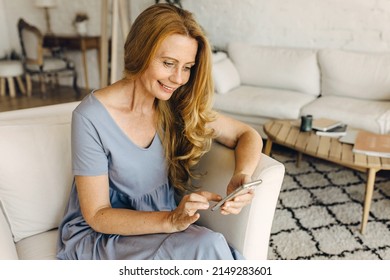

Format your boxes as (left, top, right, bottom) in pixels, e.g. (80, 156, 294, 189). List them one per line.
(81, 39, 89, 92)
(0, 78, 5, 96)
(25, 74, 32, 96)
(96, 45, 101, 81)
(360, 168, 378, 234)
(296, 152, 302, 167)
(263, 139, 273, 156)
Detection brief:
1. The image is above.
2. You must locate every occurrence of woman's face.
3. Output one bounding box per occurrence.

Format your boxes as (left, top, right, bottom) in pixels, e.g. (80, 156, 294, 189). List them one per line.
(139, 33, 198, 101)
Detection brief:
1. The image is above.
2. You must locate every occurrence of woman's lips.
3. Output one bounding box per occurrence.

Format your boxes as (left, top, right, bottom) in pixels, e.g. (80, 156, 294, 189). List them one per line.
(159, 81, 176, 92)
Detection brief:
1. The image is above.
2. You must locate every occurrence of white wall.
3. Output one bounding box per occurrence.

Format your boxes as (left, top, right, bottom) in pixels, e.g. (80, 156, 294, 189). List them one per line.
(3, 0, 390, 89)
(0, 0, 11, 57)
(182, 0, 390, 53)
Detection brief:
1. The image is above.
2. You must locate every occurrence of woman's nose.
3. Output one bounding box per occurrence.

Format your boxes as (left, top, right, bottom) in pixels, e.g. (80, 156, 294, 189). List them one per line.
(169, 68, 184, 85)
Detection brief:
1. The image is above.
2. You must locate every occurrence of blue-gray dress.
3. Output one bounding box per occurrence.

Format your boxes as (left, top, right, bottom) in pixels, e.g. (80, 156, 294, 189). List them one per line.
(56, 93, 243, 260)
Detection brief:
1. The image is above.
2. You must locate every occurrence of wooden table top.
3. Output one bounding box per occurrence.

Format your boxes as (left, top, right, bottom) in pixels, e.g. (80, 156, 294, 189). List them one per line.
(264, 119, 390, 171)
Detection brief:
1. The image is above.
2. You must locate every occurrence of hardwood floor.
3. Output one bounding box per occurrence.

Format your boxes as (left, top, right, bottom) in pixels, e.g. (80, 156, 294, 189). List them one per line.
(0, 83, 90, 112)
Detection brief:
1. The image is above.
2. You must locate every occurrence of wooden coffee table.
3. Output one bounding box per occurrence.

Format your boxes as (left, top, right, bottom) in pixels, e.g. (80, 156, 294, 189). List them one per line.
(263, 119, 390, 234)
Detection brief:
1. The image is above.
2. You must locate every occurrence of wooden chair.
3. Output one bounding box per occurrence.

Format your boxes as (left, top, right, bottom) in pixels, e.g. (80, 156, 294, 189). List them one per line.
(17, 18, 80, 98)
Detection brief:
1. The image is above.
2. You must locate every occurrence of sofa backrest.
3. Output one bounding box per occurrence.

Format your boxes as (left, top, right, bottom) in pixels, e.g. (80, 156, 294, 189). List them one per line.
(0, 102, 79, 124)
(0, 103, 77, 243)
(228, 42, 320, 96)
(319, 49, 390, 101)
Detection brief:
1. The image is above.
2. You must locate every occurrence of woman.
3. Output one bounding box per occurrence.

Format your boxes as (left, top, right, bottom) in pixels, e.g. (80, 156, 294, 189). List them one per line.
(57, 3, 262, 260)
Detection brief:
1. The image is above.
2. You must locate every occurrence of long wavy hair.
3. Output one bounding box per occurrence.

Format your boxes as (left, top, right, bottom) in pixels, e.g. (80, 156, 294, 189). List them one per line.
(123, 3, 216, 193)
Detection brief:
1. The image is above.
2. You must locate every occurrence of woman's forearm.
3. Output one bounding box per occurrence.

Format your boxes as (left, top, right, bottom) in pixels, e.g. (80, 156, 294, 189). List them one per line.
(233, 127, 263, 177)
(88, 207, 173, 235)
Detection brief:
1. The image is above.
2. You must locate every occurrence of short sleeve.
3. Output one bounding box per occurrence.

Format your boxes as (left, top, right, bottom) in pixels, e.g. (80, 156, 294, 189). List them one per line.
(71, 110, 108, 176)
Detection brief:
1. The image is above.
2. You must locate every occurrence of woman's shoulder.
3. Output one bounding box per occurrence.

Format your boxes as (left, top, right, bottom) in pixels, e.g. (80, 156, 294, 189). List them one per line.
(75, 81, 118, 112)
(74, 92, 101, 115)
(91, 81, 129, 110)
(73, 82, 127, 122)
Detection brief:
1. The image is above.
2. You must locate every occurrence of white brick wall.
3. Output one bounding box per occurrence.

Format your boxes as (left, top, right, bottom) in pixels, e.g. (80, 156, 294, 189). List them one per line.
(181, 0, 390, 52)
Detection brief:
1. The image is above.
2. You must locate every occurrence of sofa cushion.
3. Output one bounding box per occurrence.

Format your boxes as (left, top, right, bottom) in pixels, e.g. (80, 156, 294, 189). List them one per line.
(0, 122, 72, 242)
(213, 85, 317, 120)
(376, 110, 390, 134)
(212, 51, 227, 63)
(228, 42, 320, 96)
(319, 50, 390, 101)
(212, 57, 241, 94)
(300, 96, 390, 134)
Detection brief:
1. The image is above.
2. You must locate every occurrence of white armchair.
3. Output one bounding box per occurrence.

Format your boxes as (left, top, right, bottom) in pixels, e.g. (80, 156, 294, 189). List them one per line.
(196, 143, 285, 259)
(0, 102, 284, 260)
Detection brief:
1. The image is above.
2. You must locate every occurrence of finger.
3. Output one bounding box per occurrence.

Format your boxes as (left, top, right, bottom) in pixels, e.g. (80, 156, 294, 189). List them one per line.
(187, 192, 210, 203)
(184, 201, 210, 214)
(232, 191, 254, 204)
(221, 201, 245, 211)
(220, 205, 241, 215)
(220, 204, 242, 215)
(196, 191, 222, 202)
(220, 192, 254, 214)
(186, 212, 200, 224)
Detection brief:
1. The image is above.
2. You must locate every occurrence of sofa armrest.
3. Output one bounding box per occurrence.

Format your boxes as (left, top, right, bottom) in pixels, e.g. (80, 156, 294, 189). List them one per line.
(195, 142, 285, 260)
(0, 205, 18, 259)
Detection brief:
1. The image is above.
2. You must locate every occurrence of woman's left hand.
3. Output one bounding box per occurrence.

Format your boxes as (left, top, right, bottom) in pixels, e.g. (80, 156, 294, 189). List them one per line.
(219, 173, 255, 215)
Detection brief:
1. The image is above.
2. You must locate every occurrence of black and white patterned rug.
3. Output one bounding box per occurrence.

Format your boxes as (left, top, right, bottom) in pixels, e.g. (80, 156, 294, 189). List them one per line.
(267, 146, 390, 260)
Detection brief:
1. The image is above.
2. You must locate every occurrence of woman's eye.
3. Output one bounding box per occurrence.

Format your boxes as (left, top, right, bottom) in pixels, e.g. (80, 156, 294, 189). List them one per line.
(184, 66, 192, 72)
(163, 61, 175, 68)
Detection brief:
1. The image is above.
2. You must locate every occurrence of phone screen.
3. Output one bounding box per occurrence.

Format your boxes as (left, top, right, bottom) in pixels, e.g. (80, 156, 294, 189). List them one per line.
(211, 179, 262, 211)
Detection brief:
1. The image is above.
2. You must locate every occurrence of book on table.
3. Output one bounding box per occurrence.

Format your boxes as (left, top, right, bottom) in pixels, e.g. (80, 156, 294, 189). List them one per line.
(312, 118, 343, 132)
(352, 131, 390, 158)
(339, 129, 359, 144)
(316, 124, 347, 137)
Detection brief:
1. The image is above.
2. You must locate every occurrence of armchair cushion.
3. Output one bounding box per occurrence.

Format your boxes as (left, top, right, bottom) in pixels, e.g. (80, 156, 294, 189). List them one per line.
(0, 122, 72, 242)
(16, 229, 58, 260)
(0, 206, 18, 259)
(26, 58, 68, 72)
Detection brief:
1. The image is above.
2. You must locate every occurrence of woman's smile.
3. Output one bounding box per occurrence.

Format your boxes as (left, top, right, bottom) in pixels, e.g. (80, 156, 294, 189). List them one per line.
(158, 80, 176, 93)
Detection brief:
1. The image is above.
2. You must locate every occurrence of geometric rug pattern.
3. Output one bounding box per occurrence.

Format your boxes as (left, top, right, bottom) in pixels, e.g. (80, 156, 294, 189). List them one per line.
(267, 148, 390, 260)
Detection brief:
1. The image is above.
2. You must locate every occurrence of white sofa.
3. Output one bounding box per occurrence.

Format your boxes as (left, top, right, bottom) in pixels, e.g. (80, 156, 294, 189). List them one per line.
(0, 102, 285, 260)
(212, 42, 390, 137)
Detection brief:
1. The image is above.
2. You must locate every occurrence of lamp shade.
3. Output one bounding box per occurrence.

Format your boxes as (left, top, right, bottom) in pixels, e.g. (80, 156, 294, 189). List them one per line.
(34, 0, 57, 8)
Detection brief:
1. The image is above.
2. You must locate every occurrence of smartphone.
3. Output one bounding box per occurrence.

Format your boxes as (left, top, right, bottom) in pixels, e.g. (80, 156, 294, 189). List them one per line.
(211, 179, 263, 211)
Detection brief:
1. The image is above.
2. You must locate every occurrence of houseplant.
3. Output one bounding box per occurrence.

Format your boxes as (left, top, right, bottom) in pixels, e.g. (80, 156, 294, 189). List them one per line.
(73, 13, 89, 35)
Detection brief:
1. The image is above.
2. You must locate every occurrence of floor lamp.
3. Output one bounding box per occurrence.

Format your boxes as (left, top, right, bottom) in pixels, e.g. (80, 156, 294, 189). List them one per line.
(34, 0, 57, 34)
(100, 0, 129, 88)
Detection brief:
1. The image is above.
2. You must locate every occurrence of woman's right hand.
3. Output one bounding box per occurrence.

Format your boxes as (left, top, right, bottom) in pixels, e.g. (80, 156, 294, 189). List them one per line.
(167, 191, 221, 232)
